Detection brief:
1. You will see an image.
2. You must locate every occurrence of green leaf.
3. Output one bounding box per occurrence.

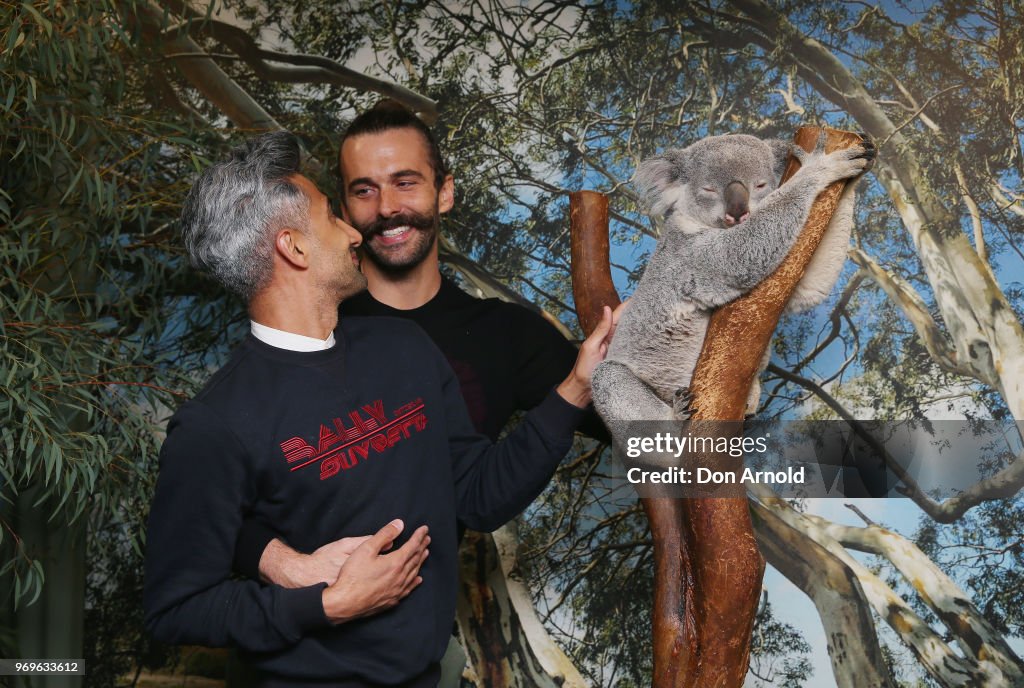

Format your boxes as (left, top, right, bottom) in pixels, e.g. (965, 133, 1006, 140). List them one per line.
(5, 30, 26, 54)
(20, 3, 52, 38)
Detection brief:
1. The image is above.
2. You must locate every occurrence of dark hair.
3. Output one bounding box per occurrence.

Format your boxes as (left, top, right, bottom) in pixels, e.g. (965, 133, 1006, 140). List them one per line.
(180, 131, 308, 300)
(339, 99, 449, 189)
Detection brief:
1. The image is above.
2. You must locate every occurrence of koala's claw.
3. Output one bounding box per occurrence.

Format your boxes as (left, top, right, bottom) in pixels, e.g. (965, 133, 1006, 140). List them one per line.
(673, 387, 694, 419)
(854, 137, 877, 172)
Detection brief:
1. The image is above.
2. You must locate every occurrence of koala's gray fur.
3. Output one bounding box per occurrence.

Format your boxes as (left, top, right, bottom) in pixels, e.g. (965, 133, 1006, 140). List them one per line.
(592, 133, 874, 444)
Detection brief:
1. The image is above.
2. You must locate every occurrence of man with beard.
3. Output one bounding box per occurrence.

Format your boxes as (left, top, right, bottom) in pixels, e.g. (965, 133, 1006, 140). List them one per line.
(146, 131, 618, 688)
(337, 101, 608, 442)
(232, 101, 611, 685)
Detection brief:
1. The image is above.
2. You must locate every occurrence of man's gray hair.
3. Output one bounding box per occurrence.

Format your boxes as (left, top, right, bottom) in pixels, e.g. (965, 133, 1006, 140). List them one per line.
(180, 131, 309, 300)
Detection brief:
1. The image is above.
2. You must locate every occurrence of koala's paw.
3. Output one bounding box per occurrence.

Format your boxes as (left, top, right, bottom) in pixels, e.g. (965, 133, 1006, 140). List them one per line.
(820, 139, 877, 183)
(795, 133, 876, 184)
(855, 133, 877, 172)
(673, 387, 694, 419)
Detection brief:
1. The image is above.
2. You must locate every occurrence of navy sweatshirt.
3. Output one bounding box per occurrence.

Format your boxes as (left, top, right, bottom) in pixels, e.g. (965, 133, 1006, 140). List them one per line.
(233, 279, 607, 580)
(143, 316, 584, 682)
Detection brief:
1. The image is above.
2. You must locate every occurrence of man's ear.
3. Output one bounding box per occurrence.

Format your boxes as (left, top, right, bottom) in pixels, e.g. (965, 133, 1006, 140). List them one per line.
(275, 228, 310, 269)
(438, 175, 455, 214)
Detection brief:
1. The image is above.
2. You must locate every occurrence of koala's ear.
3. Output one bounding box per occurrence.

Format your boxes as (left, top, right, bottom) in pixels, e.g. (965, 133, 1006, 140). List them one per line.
(634, 149, 688, 210)
(766, 139, 793, 183)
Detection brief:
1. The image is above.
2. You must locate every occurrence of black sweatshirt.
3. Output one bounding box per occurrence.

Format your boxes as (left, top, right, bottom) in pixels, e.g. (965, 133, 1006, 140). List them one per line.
(339, 277, 607, 443)
(233, 278, 608, 581)
(143, 316, 584, 683)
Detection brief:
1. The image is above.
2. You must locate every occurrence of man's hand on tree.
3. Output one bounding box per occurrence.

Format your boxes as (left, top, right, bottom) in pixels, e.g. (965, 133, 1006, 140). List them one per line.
(321, 519, 430, 624)
(557, 299, 629, 408)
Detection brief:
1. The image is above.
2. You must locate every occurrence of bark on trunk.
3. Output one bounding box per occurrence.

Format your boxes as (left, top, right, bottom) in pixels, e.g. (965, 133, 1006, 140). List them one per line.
(455, 528, 589, 687)
(808, 509, 1024, 683)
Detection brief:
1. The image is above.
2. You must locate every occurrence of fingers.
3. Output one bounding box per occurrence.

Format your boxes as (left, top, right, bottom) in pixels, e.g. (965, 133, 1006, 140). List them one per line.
(390, 525, 429, 569)
(606, 298, 630, 350)
(365, 518, 404, 554)
(400, 574, 424, 599)
(322, 522, 430, 622)
(316, 535, 371, 554)
(390, 528, 429, 604)
(574, 306, 612, 361)
(814, 130, 828, 153)
(399, 535, 430, 583)
(591, 306, 614, 341)
(395, 525, 430, 555)
(611, 297, 630, 326)
(791, 142, 809, 163)
(837, 138, 876, 176)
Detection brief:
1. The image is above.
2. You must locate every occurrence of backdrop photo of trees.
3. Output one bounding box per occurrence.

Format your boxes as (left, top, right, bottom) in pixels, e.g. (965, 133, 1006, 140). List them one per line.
(2, 1, 1022, 686)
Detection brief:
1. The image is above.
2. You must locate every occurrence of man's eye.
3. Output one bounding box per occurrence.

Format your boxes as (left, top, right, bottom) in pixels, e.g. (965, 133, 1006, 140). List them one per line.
(352, 188, 371, 197)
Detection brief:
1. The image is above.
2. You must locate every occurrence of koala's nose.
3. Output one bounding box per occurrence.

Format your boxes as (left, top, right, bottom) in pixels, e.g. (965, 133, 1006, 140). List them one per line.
(724, 181, 749, 226)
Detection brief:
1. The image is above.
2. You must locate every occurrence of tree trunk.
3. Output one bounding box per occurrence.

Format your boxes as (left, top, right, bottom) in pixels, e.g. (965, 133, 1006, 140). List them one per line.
(803, 506, 1024, 683)
(749, 488, 997, 687)
(749, 500, 893, 688)
(456, 527, 590, 687)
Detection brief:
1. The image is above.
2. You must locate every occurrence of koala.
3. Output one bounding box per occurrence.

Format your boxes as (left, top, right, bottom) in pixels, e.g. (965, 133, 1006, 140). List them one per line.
(591, 133, 874, 449)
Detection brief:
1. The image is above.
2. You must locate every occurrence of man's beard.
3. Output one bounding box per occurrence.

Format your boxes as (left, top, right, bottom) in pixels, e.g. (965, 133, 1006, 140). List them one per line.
(335, 266, 368, 301)
(356, 208, 439, 273)
(318, 244, 367, 305)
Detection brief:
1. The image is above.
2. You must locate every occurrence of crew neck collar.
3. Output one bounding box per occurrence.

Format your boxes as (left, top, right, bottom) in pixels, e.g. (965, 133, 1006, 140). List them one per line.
(362, 276, 470, 314)
(250, 320, 336, 351)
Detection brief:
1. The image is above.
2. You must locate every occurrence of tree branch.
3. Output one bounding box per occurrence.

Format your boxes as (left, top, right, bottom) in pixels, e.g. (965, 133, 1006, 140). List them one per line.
(953, 163, 988, 264)
(769, 363, 1024, 522)
(169, 18, 439, 123)
(751, 488, 989, 686)
(438, 235, 575, 340)
(749, 500, 893, 688)
(805, 511, 1024, 682)
(848, 247, 978, 380)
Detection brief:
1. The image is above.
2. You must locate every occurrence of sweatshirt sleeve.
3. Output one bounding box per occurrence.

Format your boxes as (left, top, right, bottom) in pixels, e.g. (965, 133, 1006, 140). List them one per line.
(507, 304, 610, 443)
(233, 517, 282, 581)
(143, 402, 330, 650)
(442, 356, 587, 531)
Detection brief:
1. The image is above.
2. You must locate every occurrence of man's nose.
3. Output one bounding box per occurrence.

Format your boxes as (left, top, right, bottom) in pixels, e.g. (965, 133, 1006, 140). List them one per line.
(378, 186, 402, 217)
(342, 220, 362, 247)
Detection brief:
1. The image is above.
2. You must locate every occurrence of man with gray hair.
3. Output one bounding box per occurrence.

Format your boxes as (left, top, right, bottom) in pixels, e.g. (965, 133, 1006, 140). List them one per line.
(143, 131, 618, 687)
